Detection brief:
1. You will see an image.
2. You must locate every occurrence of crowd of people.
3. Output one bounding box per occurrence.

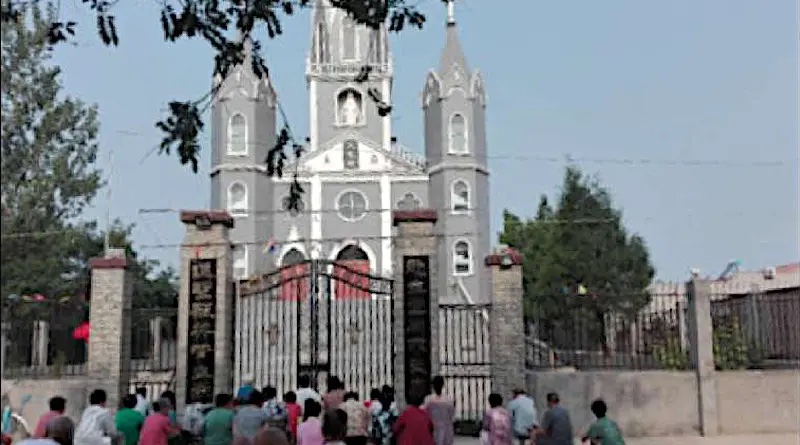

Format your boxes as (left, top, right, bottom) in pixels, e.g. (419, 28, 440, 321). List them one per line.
(10, 375, 625, 445)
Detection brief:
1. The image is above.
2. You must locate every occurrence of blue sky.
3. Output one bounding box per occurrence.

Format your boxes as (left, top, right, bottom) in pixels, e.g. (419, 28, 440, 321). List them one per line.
(52, 0, 798, 281)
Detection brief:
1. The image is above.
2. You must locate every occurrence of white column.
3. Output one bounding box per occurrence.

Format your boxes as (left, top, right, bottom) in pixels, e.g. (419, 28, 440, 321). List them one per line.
(381, 78, 391, 150)
(309, 80, 319, 152)
(311, 174, 322, 246)
(380, 174, 392, 275)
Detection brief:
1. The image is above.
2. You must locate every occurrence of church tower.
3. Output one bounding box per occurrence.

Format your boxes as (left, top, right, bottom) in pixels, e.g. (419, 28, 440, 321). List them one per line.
(423, 1, 490, 303)
(306, 0, 392, 152)
(209, 39, 278, 280)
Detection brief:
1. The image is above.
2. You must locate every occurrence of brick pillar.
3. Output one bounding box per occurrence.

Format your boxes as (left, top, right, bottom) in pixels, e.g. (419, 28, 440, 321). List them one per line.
(392, 209, 439, 408)
(88, 248, 133, 410)
(176, 210, 234, 412)
(687, 277, 719, 436)
(486, 246, 525, 402)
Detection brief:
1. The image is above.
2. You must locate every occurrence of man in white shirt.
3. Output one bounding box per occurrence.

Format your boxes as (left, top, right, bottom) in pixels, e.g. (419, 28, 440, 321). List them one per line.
(134, 387, 150, 416)
(19, 415, 74, 445)
(74, 390, 122, 445)
(295, 374, 322, 415)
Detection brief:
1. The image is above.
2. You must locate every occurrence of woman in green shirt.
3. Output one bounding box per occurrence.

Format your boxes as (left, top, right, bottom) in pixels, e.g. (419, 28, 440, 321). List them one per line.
(116, 394, 146, 445)
(582, 399, 625, 445)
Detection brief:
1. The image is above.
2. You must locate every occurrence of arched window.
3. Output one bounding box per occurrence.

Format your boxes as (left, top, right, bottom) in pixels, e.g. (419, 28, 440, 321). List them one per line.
(233, 245, 248, 279)
(448, 113, 467, 154)
(228, 114, 247, 155)
(334, 245, 370, 300)
(227, 182, 248, 216)
(453, 240, 473, 275)
(451, 180, 470, 212)
(280, 248, 308, 301)
(341, 17, 358, 60)
(336, 89, 365, 126)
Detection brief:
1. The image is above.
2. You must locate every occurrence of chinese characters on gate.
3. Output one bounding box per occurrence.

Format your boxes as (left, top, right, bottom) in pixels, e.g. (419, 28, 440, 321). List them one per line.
(186, 258, 217, 404)
(402, 256, 432, 400)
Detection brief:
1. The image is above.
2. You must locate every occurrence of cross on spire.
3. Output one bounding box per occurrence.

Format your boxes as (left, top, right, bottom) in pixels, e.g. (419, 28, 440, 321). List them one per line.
(446, 0, 456, 26)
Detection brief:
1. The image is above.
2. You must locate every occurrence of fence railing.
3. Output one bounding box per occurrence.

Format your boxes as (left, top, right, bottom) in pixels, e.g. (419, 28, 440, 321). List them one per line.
(525, 293, 691, 370)
(710, 290, 800, 370)
(126, 307, 179, 400)
(1, 301, 88, 378)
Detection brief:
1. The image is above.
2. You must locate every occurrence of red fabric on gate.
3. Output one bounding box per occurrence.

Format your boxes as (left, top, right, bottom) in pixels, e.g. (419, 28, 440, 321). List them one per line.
(280, 263, 309, 301)
(72, 321, 90, 341)
(334, 260, 370, 300)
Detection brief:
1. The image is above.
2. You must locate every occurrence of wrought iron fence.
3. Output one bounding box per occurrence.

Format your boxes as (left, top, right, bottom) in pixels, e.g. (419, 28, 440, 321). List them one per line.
(1, 300, 88, 378)
(525, 293, 691, 370)
(438, 303, 492, 435)
(710, 290, 800, 370)
(127, 307, 178, 400)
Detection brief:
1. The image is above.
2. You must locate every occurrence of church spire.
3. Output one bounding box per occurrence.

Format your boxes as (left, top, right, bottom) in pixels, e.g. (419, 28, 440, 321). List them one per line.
(438, 0, 468, 76)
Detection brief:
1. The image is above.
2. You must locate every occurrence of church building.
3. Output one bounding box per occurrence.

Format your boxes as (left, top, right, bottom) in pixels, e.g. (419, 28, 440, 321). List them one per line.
(209, 0, 491, 303)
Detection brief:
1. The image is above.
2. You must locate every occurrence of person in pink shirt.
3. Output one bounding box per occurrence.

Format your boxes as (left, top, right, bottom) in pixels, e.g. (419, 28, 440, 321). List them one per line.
(139, 399, 180, 445)
(297, 400, 324, 445)
(34, 397, 67, 438)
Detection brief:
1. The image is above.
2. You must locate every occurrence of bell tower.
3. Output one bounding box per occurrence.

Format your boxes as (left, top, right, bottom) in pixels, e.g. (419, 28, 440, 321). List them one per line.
(306, 0, 393, 153)
(423, 0, 490, 303)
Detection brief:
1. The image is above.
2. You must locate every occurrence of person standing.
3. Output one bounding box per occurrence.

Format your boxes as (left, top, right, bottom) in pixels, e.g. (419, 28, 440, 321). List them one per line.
(134, 388, 150, 417)
(581, 400, 625, 445)
(262, 387, 287, 431)
(481, 394, 512, 445)
(283, 392, 302, 442)
(423, 376, 454, 445)
(339, 393, 368, 445)
(321, 409, 348, 445)
(322, 377, 345, 411)
(392, 391, 433, 445)
(139, 399, 180, 445)
(19, 415, 75, 445)
(74, 389, 123, 445)
(297, 401, 323, 445)
(233, 391, 268, 444)
(295, 376, 322, 417)
(116, 395, 146, 445)
(33, 397, 67, 438)
(507, 389, 537, 445)
(532, 393, 573, 445)
(203, 394, 235, 445)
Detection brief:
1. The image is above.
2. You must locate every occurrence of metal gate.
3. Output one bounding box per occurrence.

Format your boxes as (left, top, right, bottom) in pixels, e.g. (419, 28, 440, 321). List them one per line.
(236, 260, 394, 397)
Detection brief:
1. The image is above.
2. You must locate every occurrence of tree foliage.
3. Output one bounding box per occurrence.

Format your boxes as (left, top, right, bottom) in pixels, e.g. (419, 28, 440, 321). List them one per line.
(499, 166, 656, 342)
(0, 2, 177, 313)
(1, 0, 431, 206)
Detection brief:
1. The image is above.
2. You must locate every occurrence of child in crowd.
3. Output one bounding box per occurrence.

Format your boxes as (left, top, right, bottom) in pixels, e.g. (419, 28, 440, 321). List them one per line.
(581, 399, 625, 445)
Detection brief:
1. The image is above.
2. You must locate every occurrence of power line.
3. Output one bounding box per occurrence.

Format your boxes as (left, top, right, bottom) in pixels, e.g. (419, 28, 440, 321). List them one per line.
(108, 129, 797, 168)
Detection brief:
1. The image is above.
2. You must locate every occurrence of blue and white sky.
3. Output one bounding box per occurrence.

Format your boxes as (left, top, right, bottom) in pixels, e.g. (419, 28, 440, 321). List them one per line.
(52, 0, 799, 281)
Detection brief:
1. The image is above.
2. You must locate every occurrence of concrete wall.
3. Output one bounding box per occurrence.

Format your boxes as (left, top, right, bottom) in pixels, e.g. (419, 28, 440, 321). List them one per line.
(715, 371, 799, 435)
(527, 369, 800, 438)
(2, 378, 90, 430)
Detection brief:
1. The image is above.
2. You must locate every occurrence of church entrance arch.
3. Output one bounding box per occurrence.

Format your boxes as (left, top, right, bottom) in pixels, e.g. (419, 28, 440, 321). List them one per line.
(234, 256, 393, 399)
(333, 244, 370, 300)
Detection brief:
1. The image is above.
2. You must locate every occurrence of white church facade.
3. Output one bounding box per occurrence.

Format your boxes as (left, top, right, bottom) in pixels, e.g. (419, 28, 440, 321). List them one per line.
(209, 0, 491, 303)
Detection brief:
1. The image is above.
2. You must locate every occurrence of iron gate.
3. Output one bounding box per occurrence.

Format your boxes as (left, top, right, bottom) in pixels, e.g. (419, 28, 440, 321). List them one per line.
(236, 260, 394, 397)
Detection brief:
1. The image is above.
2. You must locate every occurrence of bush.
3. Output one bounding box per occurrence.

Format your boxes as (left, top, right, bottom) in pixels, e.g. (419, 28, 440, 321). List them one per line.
(654, 337, 690, 370)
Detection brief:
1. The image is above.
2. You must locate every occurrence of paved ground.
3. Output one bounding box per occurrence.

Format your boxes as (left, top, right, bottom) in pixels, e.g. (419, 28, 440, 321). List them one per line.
(454, 434, 798, 445)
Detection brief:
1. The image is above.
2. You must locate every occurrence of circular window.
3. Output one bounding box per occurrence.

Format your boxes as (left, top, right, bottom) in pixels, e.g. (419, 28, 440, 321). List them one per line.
(281, 196, 305, 217)
(336, 190, 368, 221)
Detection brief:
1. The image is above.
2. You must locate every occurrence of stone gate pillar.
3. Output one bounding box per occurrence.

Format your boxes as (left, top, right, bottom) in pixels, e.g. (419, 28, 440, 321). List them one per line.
(486, 246, 525, 401)
(88, 248, 134, 411)
(176, 211, 234, 412)
(392, 209, 439, 407)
